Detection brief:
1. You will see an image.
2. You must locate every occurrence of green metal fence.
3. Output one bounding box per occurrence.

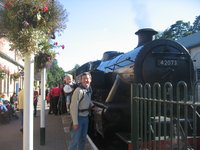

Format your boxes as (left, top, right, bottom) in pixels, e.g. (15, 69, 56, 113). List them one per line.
(131, 81, 200, 150)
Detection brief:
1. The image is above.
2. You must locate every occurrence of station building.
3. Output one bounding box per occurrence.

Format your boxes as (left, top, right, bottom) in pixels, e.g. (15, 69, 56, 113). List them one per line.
(0, 37, 24, 99)
(177, 31, 200, 81)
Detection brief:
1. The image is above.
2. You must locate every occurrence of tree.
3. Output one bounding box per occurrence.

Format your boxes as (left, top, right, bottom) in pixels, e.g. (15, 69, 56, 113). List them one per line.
(156, 20, 192, 40)
(156, 15, 200, 40)
(66, 64, 80, 76)
(47, 59, 65, 87)
(192, 15, 200, 33)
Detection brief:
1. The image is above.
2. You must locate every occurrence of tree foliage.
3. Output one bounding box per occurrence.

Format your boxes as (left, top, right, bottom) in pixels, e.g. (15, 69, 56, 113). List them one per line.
(66, 64, 80, 76)
(47, 59, 65, 88)
(156, 15, 200, 40)
(192, 15, 200, 33)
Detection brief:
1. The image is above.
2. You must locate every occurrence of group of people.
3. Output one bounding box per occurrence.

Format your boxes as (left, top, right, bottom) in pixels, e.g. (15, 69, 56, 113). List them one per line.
(0, 90, 26, 130)
(47, 73, 76, 115)
(0, 87, 40, 132)
(0, 93, 19, 123)
(0, 71, 93, 150)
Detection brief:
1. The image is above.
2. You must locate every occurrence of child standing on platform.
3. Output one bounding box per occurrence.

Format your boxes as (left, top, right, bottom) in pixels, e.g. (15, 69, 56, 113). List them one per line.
(63, 74, 76, 113)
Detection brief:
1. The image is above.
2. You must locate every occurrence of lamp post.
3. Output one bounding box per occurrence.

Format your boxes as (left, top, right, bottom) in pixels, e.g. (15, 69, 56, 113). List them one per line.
(40, 68, 46, 145)
(23, 54, 34, 150)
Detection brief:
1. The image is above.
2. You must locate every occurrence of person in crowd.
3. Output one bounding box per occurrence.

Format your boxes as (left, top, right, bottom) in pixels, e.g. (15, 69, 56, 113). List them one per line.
(48, 87, 54, 114)
(50, 84, 61, 115)
(63, 74, 76, 113)
(10, 92, 18, 108)
(0, 93, 7, 101)
(33, 88, 39, 117)
(57, 82, 67, 115)
(18, 89, 24, 132)
(68, 72, 94, 150)
(0, 99, 9, 123)
(0, 99, 8, 112)
(45, 88, 50, 104)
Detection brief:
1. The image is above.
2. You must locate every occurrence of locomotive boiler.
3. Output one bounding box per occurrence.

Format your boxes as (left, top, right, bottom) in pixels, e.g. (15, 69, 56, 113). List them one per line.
(75, 28, 194, 143)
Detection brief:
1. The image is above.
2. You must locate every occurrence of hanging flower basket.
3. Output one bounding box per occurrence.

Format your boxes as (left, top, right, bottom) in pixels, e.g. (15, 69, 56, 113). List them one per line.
(11, 72, 21, 81)
(0, 69, 6, 79)
(34, 40, 65, 71)
(34, 50, 55, 71)
(0, 0, 68, 55)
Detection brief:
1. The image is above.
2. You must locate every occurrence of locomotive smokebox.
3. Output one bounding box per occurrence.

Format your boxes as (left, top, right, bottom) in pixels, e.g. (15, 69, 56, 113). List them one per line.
(135, 28, 158, 47)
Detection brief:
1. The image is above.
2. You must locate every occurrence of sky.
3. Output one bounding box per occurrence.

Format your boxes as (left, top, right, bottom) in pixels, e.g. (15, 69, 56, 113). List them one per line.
(55, 0, 200, 71)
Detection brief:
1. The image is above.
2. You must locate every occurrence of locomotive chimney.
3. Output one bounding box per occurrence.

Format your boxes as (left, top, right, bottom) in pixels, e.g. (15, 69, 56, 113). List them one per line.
(135, 28, 158, 47)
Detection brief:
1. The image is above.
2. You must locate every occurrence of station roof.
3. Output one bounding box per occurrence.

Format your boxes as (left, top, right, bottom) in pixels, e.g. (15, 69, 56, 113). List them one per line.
(177, 31, 200, 49)
(0, 50, 24, 68)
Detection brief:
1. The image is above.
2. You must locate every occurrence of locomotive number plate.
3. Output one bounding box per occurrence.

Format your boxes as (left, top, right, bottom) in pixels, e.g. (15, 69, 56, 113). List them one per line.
(157, 59, 178, 66)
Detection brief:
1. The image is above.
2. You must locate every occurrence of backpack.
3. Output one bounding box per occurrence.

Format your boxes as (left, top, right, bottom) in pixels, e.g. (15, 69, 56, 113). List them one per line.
(68, 86, 84, 108)
(77, 86, 93, 112)
(69, 85, 92, 112)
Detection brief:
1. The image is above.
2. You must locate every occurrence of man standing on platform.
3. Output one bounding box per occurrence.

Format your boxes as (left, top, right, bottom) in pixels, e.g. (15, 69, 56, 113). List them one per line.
(18, 89, 24, 132)
(68, 72, 94, 150)
(33, 88, 39, 117)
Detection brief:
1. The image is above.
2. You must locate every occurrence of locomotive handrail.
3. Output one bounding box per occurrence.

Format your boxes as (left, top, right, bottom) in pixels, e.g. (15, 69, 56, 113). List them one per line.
(92, 101, 108, 109)
(105, 75, 121, 103)
(135, 97, 200, 106)
(105, 57, 134, 70)
(152, 51, 186, 55)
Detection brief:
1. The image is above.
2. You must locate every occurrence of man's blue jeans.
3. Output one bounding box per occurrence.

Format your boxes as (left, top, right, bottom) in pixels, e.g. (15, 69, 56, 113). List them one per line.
(68, 116, 89, 150)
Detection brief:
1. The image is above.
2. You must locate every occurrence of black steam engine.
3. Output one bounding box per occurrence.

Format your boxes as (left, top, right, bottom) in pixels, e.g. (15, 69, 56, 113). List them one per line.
(75, 28, 194, 139)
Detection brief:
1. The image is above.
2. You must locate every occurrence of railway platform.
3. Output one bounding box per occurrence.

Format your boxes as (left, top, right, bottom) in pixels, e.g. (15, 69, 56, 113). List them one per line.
(0, 108, 95, 150)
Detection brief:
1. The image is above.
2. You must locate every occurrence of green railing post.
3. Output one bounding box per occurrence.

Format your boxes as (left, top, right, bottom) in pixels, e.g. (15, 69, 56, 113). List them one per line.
(163, 82, 173, 150)
(144, 83, 151, 149)
(152, 83, 161, 150)
(176, 81, 188, 150)
(138, 83, 143, 149)
(131, 83, 139, 150)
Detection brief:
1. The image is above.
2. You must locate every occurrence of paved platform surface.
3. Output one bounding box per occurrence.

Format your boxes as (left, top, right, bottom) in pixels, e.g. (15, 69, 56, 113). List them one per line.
(0, 110, 94, 150)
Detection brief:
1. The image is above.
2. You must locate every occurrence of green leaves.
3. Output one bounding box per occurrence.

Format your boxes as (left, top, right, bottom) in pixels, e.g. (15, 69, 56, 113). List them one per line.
(192, 16, 200, 33)
(47, 61, 65, 87)
(0, 0, 67, 55)
(156, 15, 200, 40)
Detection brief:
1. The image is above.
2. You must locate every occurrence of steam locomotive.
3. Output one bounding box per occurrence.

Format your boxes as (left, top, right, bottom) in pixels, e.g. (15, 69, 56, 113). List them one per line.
(75, 28, 195, 149)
